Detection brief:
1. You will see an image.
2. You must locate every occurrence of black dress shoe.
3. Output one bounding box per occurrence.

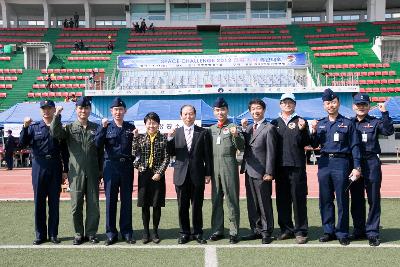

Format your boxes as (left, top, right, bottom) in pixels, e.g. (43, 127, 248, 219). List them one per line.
(229, 235, 239, 244)
(33, 239, 45, 245)
(277, 232, 295, 241)
(339, 237, 350, 246)
(87, 236, 99, 244)
(194, 234, 207, 244)
(209, 233, 225, 241)
(349, 233, 367, 241)
(368, 236, 380, 247)
(319, 233, 337, 242)
(73, 236, 84, 245)
(104, 237, 118, 246)
(142, 234, 151, 244)
(152, 233, 161, 244)
(262, 235, 273, 244)
(124, 236, 136, 244)
(242, 233, 262, 241)
(50, 236, 60, 244)
(178, 235, 190, 244)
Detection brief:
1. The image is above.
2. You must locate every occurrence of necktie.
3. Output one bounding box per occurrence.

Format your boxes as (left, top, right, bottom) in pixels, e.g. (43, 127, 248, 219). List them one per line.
(253, 123, 258, 132)
(185, 128, 192, 151)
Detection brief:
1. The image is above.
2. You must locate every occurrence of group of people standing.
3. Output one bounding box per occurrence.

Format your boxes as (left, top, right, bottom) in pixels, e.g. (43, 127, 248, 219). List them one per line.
(19, 88, 393, 247)
(133, 19, 155, 33)
(63, 12, 80, 28)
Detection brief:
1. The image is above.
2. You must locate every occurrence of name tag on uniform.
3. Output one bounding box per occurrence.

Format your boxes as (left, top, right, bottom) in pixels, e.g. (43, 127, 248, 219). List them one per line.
(362, 133, 368, 142)
(334, 132, 339, 142)
(216, 136, 221, 145)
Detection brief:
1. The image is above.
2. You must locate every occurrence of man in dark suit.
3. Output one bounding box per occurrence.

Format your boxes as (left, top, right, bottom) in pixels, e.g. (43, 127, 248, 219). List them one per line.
(240, 98, 277, 244)
(4, 130, 16, 170)
(167, 104, 212, 245)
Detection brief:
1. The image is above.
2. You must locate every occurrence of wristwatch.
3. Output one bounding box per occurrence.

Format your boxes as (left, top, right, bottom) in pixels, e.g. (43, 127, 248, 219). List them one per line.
(355, 167, 362, 172)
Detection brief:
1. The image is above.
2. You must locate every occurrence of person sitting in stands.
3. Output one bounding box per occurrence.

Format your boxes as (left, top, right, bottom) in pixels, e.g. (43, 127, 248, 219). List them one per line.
(78, 40, 84, 51)
(69, 18, 74, 28)
(45, 74, 53, 91)
(107, 41, 114, 51)
(64, 19, 69, 28)
(74, 41, 80, 51)
(70, 93, 77, 102)
(89, 71, 96, 89)
(64, 95, 70, 102)
(148, 23, 155, 33)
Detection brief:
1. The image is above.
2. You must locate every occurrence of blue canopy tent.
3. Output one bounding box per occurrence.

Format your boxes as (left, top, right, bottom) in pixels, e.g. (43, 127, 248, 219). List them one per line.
(124, 99, 230, 126)
(369, 97, 400, 123)
(235, 97, 355, 124)
(0, 102, 101, 127)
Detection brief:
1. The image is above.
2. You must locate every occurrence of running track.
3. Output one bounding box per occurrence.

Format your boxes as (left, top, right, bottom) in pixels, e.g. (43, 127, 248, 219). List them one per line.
(1, 164, 399, 200)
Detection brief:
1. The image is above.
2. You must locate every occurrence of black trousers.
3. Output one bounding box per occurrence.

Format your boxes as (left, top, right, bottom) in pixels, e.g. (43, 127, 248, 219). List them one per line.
(175, 172, 205, 236)
(275, 166, 308, 236)
(245, 173, 274, 236)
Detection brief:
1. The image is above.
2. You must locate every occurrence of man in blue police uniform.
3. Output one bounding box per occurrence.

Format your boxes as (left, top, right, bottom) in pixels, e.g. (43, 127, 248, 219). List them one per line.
(95, 97, 136, 246)
(350, 93, 394, 246)
(19, 99, 69, 245)
(310, 89, 361, 246)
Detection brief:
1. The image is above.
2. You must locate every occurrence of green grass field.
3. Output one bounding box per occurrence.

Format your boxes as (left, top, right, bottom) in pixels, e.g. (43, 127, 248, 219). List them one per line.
(1, 199, 400, 266)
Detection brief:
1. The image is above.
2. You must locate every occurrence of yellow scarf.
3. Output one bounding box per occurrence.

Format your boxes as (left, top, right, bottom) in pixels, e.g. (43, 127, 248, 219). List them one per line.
(147, 132, 157, 168)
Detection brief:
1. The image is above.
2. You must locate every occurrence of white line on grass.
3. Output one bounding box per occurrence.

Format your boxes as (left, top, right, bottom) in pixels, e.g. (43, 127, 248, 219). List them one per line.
(205, 246, 218, 267)
(1, 244, 400, 249)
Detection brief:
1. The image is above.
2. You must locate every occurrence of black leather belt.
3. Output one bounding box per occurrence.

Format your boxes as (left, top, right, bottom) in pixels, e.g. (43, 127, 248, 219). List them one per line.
(107, 157, 131, 162)
(35, 154, 59, 160)
(322, 153, 349, 158)
(362, 153, 378, 160)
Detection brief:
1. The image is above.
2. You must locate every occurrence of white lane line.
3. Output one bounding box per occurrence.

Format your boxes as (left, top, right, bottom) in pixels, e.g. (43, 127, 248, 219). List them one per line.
(205, 246, 218, 267)
(1, 244, 400, 249)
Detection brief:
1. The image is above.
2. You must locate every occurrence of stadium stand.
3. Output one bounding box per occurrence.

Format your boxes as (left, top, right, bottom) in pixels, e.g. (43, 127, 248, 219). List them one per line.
(1, 19, 400, 110)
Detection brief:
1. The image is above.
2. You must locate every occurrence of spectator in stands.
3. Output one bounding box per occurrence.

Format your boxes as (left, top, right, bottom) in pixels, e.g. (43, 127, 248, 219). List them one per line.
(70, 93, 77, 102)
(148, 23, 155, 33)
(134, 22, 140, 33)
(4, 130, 16, 170)
(74, 41, 80, 51)
(69, 18, 74, 28)
(140, 19, 147, 33)
(73, 12, 79, 28)
(107, 41, 114, 51)
(64, 95, 70, 102)
(78, 40, 85, 51)
(45, 74, 53, 91)
(89, 71, 96, 89)
(132, 112, 169, 244)
(63, 19, 69, 28)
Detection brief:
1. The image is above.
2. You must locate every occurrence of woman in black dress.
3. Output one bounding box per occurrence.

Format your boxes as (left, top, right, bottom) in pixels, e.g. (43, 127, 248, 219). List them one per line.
(132, 112, 170, 244)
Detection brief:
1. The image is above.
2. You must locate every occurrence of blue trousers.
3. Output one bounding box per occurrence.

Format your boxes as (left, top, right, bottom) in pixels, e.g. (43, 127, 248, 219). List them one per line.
(350, 156, 382, 237)
(103, 160, 134, 239)
(31, 158, 62, 240)
(318, 156, 350, 239)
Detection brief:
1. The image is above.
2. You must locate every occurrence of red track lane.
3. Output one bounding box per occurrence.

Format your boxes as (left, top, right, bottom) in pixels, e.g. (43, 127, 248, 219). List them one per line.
(0, 164, 399, 200)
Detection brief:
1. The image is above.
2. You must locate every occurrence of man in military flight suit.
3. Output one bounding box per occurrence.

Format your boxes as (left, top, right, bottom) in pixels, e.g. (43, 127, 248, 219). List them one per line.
(19, 99, 69, 245)
(350, 93, 394, 246)
(208, 97, 245, 244)
(50, 97, 103, 245)
(95, 97, 136, 246)
(310, 89, 361, 246)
